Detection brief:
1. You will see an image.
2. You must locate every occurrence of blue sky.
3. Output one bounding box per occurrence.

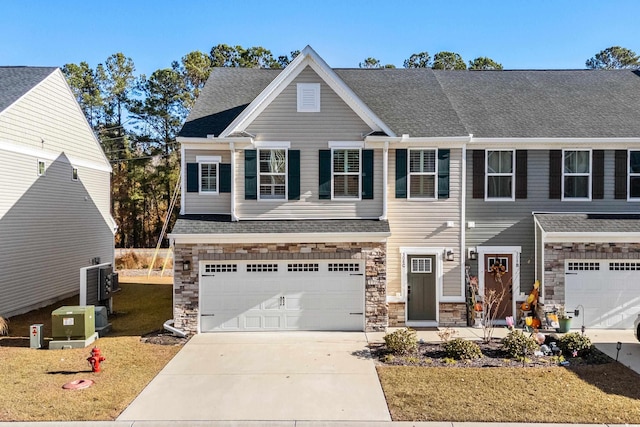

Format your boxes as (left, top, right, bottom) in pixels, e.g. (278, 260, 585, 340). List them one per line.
(2, 0, 639, 76)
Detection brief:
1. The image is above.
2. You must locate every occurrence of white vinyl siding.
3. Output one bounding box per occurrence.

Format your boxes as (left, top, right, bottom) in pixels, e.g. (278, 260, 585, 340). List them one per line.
(332, 148, 360, 199)
(562, 149, 591, 200)
(387, 149, 463, 299)
(0, 145, 113, 317)
(239, 66, 381, 219)
(183, 150, 231, 214)
(486, 150, 514, 200)
(259, 149, 287, 200)
(408, 149, 436, 199)
(629, 150, 640, 199)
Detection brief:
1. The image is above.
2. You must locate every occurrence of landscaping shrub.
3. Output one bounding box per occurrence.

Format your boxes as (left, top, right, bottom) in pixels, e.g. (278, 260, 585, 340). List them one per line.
(383, 328, 418, 355)
(442, 338, 481, 360)
(559, 332, 592, 357)
(0, 316, 8, 336)
(502, 329, 539, 359)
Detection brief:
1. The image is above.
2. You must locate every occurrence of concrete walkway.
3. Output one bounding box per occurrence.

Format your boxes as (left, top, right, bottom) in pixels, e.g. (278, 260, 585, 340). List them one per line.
(117, 332, 391, 422)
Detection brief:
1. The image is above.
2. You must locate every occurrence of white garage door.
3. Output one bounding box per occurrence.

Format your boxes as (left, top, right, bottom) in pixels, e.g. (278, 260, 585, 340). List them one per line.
(565, 260, 640, 328)
(200, 260, 364, 331)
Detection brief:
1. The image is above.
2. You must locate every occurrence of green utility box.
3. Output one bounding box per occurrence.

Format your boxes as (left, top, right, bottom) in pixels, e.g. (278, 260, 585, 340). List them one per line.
(52, 306, 95, 340)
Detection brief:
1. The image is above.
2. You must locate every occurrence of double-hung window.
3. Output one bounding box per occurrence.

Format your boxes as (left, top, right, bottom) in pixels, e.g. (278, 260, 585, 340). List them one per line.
(629, 150, 640, 199)
(563, 149, 591, 199)
(332, 148, 360, 199)
(197, 156, 220, 194)
(486, 150, 514, 200)
(408, 149, 436, 199)
(259, 149, 287, 200)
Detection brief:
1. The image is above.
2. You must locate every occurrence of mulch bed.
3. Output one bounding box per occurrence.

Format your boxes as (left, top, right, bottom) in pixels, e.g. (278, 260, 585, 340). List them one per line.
(370, 336, 614, 368)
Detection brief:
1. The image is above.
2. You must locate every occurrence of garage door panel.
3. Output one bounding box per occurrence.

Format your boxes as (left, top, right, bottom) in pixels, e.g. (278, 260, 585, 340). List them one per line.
(565, 260, 640, 329)
(200, 260, 364, 332)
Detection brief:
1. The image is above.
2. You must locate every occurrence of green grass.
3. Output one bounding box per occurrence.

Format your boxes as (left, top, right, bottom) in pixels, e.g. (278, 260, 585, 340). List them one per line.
(0, 282, 180, 421)
(377, 365, 640, 423)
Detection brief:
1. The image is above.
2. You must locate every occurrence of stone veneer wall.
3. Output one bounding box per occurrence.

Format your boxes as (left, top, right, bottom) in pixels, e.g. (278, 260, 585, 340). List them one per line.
(387, 302, 466, 327)
(173, 241, 387, 334)
(544, 242, 640, 304)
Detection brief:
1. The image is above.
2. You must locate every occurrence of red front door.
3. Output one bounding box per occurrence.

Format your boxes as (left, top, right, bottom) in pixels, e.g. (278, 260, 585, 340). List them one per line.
(483, 254, 513, 320)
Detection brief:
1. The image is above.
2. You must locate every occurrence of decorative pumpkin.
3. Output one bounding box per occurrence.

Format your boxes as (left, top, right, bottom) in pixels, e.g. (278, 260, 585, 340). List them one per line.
(521, 302, 531, 311)
(474, 302, 483, 312)
(531, 318, 541, 328)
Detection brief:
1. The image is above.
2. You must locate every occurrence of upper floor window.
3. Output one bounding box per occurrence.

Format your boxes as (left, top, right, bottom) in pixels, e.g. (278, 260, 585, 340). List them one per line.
(259, 149, 287, 199)
(37, 160, 46, 176)
(200, 162, 218, 193)
(486, 150, 514, 200)
(332, 149, 360, 199)
(563, 149, 591, 200)
(72, 167, 79, 181)
(408, 149, 436, 199)
(297, 83, 320, 112)
(629, 150, 640, 199)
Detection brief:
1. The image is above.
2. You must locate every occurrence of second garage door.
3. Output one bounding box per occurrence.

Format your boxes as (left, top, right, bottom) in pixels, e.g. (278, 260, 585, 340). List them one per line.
(565, 260, 640, 329)
(200, 260, 364, 331)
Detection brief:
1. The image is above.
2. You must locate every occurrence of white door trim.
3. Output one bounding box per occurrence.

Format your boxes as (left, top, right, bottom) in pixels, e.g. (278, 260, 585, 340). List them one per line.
(477, 246, 521, 324)
(400, 247, 443, 327)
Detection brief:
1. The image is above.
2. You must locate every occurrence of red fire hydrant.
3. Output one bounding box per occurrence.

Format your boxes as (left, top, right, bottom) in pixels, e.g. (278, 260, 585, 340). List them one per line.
(87, 347, 105, 372)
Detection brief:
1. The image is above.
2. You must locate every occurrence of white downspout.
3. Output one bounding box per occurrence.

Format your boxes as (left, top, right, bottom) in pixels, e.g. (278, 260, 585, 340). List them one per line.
(230, 142, 239, 221)
(460, 141, 467, 295)
(379, 140, 389, 221)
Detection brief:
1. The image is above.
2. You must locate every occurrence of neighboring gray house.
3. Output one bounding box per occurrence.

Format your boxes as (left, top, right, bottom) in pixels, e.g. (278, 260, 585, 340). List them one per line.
(170, 46, 640, 334)
(0, 67, 115, 318)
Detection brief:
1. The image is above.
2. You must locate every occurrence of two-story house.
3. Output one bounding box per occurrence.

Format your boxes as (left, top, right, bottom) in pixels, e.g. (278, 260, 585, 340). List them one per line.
(0, 67, 116, 318)
(170, 46, 640, 334)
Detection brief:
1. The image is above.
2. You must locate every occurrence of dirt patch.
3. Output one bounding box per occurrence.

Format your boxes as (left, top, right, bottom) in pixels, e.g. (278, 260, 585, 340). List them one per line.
(371, 338, 613, 368)
(140, 330, 189, 346)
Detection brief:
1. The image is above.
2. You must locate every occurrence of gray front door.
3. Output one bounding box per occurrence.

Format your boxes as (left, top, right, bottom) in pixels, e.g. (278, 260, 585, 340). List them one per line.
(407, 255, 437, 321)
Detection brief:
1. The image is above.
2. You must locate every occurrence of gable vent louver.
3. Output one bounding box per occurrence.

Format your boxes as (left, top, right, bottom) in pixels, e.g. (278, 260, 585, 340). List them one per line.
(297, 83, 320, 112)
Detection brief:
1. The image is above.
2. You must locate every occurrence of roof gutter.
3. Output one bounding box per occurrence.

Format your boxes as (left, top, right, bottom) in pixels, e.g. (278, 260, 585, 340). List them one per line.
(168, 231, 391, 245)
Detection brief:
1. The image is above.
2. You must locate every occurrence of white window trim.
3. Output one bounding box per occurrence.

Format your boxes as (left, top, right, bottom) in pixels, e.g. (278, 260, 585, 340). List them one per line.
(71, 166, 79, 181)
(196, 155, 221, 163)
(561, 148, 592, 201)
(258, 148, 288, 201)
(328, 141, 364, 149)
(297, 83, 320, 112)
(37, 159, 46, 176)
(199, 162, 219, 195)
(254, 141, 291, 149)
(628, 149, 640, 201)
(485, 149, 515, 201)
(331, 147, 362, 201)
(407, 148, 438, 200)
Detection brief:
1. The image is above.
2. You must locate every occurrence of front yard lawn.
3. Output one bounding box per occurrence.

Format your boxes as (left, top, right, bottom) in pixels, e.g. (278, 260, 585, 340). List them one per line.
(0, 281, 181, 422)
(378, 364, 640, 423)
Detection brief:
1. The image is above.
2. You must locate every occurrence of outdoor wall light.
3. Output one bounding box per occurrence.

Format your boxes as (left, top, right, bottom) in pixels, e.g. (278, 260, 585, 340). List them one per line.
(183, 260, 191, 271)
(445, 249, 455, 262)
(468, 248, 477, 261)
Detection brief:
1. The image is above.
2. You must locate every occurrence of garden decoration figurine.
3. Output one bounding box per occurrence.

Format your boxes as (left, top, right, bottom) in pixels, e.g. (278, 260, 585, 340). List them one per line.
(505, 316, 514, 330)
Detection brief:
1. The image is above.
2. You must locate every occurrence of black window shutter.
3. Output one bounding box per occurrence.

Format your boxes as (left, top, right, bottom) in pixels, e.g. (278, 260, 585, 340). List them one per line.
(472, 150, 485, 199)
(437, 149, 450, 199)
(318, 150, 331, 199)
(288, 150, 300, 200)
(362, 149, 374, 199)
(244, 150, 257, 200)
(219, 164, 231, 193)
(515, 150, 527, 199)
(615, 150, 628, 199)
(549, 150, 562, 199)
(395, 149, 407, 198)
(592, 150, 604, 199)
(186, 163, 199, 192)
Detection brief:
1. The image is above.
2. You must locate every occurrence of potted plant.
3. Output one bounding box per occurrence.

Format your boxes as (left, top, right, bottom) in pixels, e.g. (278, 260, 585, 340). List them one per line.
(556, 305, 571, 333)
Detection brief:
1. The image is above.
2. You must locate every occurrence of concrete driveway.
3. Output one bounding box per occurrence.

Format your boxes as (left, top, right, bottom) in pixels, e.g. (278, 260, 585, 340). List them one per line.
(587, 328, 640, 373)
(117, 332, 391, 422)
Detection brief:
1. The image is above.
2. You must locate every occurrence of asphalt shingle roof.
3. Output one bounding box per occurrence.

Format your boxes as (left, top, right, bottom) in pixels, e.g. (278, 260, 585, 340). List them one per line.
(171, 215, 390, 235)
(0, 66, 57, 113)
(179, 67, 640, 139)
(535, 213, 640, 233)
